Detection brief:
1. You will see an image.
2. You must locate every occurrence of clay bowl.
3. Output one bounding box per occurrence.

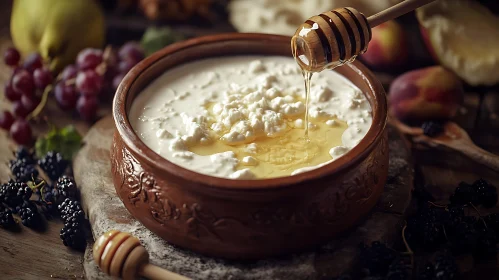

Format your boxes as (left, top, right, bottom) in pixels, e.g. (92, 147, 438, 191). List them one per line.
(112, 33, 388, 260)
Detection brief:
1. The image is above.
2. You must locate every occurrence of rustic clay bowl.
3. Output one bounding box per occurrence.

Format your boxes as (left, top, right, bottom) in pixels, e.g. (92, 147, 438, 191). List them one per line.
(111, 33, 388, 260)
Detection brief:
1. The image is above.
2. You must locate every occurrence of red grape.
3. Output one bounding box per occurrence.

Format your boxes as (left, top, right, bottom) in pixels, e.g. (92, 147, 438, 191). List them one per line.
(61, 65, 78, 81)
(76, 70, 102, 96)
(77, 95, 98, 121)
(21, 94, 40, 114)
(12, 69, 35, 97)
(33, 67, 53, 89)
(118, 60, 134, 74)
(4, 47, 20, 66)
(54, 82, 78, 110)
(10, 119, 32, 145)
(112, 73, 125, 90)
(12, 101, 29, 118)
(23, 53, 44, 73)
(4, 82, 21, 101)
(0, 111, 14, 130)
(118, 42, 144, 64)
(77, 48, 103, 70)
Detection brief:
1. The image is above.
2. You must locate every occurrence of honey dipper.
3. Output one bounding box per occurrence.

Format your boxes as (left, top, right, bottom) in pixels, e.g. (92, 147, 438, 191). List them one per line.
(93, 230, 190, 280)
(292, 0, 436, 72)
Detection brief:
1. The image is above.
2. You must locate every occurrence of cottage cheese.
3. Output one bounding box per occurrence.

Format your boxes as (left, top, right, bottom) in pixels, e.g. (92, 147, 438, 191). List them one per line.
(130, 56, 372, 179)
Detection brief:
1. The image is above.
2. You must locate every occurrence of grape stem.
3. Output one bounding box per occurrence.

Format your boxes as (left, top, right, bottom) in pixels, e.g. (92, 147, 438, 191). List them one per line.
(469, 203, 488, 228)
(96, 45, 113, 76)
(29, 179, 46, 192)
(27, 84, 53, 121)
(427, 201, 447, 208)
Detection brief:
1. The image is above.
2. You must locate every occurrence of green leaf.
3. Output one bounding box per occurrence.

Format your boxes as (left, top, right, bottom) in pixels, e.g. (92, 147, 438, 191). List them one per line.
(140, 26, 184, 56)
(35, 125, 83, 160)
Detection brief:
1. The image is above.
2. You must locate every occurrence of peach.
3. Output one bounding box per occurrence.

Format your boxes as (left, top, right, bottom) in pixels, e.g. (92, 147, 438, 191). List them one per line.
(389, 66, 464, 123)
(360, 20, 408, 71)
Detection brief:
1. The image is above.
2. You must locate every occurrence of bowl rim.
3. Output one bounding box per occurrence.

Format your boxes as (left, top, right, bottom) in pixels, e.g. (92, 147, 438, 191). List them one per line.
(113, 33, 387, 191)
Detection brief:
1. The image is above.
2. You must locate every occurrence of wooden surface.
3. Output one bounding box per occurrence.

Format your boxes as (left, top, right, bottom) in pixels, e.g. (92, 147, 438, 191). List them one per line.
(0, 1, 499, 279)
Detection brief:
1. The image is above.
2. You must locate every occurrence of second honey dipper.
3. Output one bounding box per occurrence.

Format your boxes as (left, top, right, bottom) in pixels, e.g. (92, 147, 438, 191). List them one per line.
(93, 230, 190, 280)
(292, 0, 436, 72)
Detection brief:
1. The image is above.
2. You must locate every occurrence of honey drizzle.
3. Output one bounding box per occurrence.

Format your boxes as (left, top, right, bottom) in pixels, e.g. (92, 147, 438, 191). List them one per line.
(302, 70, 313, 138)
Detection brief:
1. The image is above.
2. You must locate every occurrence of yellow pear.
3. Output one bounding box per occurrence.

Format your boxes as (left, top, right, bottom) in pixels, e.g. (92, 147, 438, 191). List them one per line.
(11, 0, 105, 72)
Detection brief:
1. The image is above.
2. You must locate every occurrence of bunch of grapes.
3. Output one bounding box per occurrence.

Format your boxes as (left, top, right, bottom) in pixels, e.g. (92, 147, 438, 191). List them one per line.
(55, 42, 144, 120)
(1, 49, 52, 145)
(0, 42, 144, 146)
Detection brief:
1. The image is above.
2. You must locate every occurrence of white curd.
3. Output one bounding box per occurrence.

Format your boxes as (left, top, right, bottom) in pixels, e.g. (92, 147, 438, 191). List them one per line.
(130, 56, 372, 179)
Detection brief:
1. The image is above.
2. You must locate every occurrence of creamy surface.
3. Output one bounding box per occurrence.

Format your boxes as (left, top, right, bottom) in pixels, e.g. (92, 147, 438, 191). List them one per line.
(130, 56, 372, 179)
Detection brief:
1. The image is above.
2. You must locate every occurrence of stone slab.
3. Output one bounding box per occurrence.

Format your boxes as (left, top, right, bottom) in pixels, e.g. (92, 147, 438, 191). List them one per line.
(74, 116, 413, 280)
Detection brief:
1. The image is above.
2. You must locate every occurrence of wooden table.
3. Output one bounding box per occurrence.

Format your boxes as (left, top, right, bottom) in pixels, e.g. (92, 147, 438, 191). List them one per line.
(0, 2, 499, 279)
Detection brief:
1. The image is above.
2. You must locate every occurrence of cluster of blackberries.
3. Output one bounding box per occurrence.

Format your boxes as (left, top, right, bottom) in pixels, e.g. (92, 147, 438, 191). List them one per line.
(339, 178, 498, 280)
(0, 180, 39, 228)
(9, 147, 69, 183)
(407, 180, 499, 258)
(0, 146, 87, 249)
(450, 179, 498, 208)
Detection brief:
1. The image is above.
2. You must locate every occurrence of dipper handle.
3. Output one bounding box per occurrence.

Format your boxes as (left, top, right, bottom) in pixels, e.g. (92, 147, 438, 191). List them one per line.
(93, 230, 190, 280)
(292, 0, 436, 72)
(367, 0, 436, 27)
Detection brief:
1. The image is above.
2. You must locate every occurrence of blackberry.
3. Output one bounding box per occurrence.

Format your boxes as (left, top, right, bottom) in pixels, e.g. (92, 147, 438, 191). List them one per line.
(418, 263, 435, 280)
(474, 228, 497, 259)
(0, 207, 15, 227)
(422, 121, 444, 137)
(449, 221, 478, 254)
(18, 201, 40, 228)
(359, 241, 398, 276)
(38, 151, 68, 181)
(13, 146, 35, 163)
(60, 217, 86, 249)
(56, 176, 78, 200)
(433, 254, 458, 280)
(406, 206, 446, 250)
(386, 259, 409, 280)
(0, 180, 27, 208)
(58, 198, 85, 222)
(9, 158, 39, 182)
(449, 182, 479, 206)
(472, 179, 498, 208)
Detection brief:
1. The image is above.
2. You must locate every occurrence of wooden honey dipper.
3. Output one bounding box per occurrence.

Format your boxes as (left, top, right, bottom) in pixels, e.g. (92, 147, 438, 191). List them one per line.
(292, 0, 436, 72)
(93, 230, 190, 280)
